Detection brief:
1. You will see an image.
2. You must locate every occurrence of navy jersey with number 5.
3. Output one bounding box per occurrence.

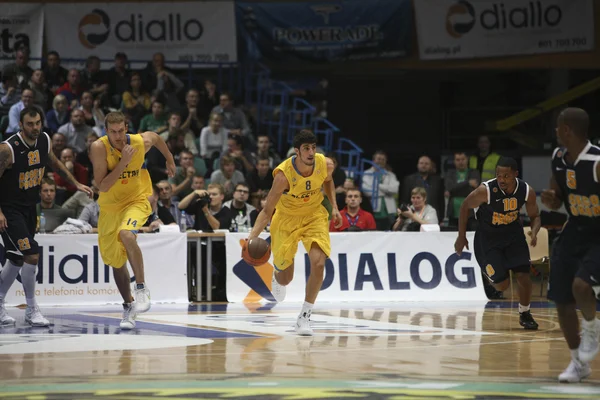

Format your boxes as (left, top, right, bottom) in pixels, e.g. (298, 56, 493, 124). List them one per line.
(475, 178, 530, 232)
(551, 142, 600, 230)
(0, 131, 51, 208)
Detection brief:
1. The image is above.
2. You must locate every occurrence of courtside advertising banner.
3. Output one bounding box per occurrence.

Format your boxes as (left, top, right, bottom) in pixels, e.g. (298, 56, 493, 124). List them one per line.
(414, 0, 595, 60)
(226, 232, 486, 303)
(0, 233, 188, 306)
(236, 0, 412, 62)
(0, 4, 44, 69)
(45, 2, 237, 68)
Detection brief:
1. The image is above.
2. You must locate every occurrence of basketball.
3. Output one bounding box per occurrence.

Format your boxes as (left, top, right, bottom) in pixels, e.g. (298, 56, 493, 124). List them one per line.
(242, 238, 271, 266)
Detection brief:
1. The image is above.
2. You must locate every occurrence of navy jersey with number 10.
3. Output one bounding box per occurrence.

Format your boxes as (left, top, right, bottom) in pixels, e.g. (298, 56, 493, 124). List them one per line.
(475, 178, 529, 232)
(0, 131, 51, 208)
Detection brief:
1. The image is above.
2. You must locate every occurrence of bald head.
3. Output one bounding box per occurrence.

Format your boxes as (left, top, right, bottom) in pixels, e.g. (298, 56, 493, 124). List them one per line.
(559, 107, 589, 139)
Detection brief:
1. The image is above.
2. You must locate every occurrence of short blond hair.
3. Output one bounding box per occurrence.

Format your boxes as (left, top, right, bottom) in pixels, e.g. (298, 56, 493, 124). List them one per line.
(208, 183, 225, 195)
(411, 187, 427, 200)
(104, 111, 126, 129)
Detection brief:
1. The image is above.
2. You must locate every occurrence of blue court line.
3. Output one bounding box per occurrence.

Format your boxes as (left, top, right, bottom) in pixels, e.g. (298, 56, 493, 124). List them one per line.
(59, 313, 262, 339)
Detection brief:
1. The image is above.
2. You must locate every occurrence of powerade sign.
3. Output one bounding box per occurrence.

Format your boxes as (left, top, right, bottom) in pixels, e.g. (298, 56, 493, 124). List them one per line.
(226, 232, 487, 303)
(236, 0, 412, 63)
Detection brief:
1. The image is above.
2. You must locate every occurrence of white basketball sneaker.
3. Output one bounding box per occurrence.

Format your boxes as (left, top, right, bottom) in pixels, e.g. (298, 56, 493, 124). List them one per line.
(25, 305, 49, 327)
(120, 303, 136, 330)
(295, 310, 313, 336)
(0, 300, 15, 326)
(271, 271, 286, 303)
(134, 284, 151, 313)
(579, 318, 600, 363)
(558, 359, 591, 383)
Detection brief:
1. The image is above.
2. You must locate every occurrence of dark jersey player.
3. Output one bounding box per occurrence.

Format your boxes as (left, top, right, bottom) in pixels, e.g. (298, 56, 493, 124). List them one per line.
(455, 157, 541, 330)
(0, 107, 93, 326)
(542, 107, 600, 383)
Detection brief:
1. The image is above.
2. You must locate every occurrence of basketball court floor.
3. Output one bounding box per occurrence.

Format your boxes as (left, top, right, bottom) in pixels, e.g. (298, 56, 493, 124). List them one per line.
(1, 291, 600, 399)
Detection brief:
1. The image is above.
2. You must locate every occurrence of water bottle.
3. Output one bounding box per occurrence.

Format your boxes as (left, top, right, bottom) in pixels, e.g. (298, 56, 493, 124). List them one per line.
(179, 210, 187, 232)
(39, 212, 46, 234)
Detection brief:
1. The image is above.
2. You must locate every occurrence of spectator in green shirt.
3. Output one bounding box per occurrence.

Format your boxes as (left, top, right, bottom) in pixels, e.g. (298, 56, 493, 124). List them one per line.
(138, 100, 168, 134)
(444, 151, 480, 229)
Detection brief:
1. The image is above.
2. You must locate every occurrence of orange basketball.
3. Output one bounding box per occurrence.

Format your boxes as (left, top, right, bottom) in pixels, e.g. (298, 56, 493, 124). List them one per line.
(242, 238, 271, 266)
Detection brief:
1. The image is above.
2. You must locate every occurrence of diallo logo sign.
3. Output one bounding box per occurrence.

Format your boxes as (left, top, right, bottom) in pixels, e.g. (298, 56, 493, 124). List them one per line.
(78, 8, 204, 49)
(445, 1, 563, 38)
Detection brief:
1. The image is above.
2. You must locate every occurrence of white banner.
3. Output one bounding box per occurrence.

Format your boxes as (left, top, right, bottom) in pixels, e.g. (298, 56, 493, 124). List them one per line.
(226, 232, 486, 303)
(45, 2, 237, 68)
(0, 4, 44, 69)
(1, 233, 188, 306)
(414, 0, 595, 60)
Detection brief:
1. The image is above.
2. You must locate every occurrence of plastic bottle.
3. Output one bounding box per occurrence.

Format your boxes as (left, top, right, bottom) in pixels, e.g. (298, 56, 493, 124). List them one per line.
(39, 212, 46, 234)
(180, 210, 187, 232)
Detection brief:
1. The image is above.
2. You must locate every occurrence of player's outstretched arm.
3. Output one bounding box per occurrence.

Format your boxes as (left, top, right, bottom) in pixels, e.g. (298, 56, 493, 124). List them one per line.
(455, 185, 487, 255)
(324, 157, 342, 229)
(90, 141, 130, 193)
(248, 172, 289, 240)
(49, 144, 93, 197)
(525, 187, 542, 247)
(141, 131, 176, 178)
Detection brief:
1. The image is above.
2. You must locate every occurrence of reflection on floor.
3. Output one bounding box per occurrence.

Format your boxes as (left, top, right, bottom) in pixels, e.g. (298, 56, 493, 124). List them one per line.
(1, 300, 600, 399)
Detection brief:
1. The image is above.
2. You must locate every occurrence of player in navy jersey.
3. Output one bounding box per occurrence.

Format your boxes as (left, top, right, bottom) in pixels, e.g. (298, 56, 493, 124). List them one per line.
(455, 157, 541, 330)
(542, 107, 600, 383)
(0, 107, 93, 326)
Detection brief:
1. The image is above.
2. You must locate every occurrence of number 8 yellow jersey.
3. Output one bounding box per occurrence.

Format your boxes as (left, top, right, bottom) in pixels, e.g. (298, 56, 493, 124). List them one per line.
(273, 153, 328, 216)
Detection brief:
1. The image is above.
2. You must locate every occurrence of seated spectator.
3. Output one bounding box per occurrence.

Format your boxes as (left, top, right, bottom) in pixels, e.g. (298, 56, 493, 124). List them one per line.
(141, 52, 176, 94)
(0, 73, 22, 118)
(53, 147, 89, 202)
(78, 192, 100, 232)
(361, 150, 400, 230)
(160, 112, 198, 155)
(392, 187, 439, 232)
(401, 155, 445, 221)
(154, 70, 184, 112)
(169, 150, 197, 199)
(58, 109, 95, 153)
(45, 94, 70, 133)
(445, 151, 480, 229)
(211, 92, 252, 146)
(37, 178, 61, 216)
(43, 51, 68, 93)
(80, 56, 108, 99)
(63, 179, 97, 217)
(107, 52, 131, 108)
(146, 129, 185, 182)
(156, 179, 193, 227)
(7, 89, 36, 134)
(199, 79, 219, 122)
(223, 183, 258, 231)
(28, 69, 53, 111)
(178, 183, 231, 232)
(222, 134, 255, 176)
(210, 155, 246, 199)
(139, 185, 176, 233)
(330, 188, 376, 232)
(139, 100, 168, 134)
(251, 134, 281, 168)
(51, 132, 67, 159)
(343, 178, 373, 214)
(246, 155, 273, 207)
(122, 72, 151, 129)
(76, 132, 98, 181)
(57, 69, 85, 107)
(200, 112, 228, 165)
(3, 47, 33, 89)
(79, 91, 105, 129)
(180, 89, 204, 137)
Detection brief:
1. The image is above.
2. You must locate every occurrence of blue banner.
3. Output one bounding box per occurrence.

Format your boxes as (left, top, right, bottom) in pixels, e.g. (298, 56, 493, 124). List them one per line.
(236, 0, 412, 63)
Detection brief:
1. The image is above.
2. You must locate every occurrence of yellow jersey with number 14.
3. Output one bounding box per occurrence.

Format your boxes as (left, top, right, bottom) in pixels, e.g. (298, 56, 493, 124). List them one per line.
(273, 153, 328, 216)
(97, 134, 152, 210)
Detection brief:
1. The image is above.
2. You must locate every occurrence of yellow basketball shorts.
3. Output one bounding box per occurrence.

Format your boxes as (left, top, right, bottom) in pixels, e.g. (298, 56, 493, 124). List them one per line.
(98, 199, 151, 268)
(270, 206, 330, 271)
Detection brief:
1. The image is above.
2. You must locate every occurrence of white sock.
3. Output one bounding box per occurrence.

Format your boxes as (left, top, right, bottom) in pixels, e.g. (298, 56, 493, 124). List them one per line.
(581, 318, 599, 328)
(0, 261, 22, 301)
(519, 304, 530, 313)
(300, 301, 313, 319)
(20, 263, 37, 308)
(571, 349, 581, 362)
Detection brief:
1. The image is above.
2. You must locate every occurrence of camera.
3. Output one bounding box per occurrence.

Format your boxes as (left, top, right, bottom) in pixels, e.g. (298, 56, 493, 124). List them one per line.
(399, 204, 410, 212)
(198, 192, 210, 208)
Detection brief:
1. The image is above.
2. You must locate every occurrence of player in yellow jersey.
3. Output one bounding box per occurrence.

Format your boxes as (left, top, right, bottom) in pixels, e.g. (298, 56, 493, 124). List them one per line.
(89, 112, 176, 330)
(247, 129, 342, 336)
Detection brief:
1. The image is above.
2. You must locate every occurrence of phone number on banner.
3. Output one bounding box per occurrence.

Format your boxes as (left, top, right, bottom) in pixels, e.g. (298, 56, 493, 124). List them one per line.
(538, 37, 588, 50)
(178, 54, 231, 62)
